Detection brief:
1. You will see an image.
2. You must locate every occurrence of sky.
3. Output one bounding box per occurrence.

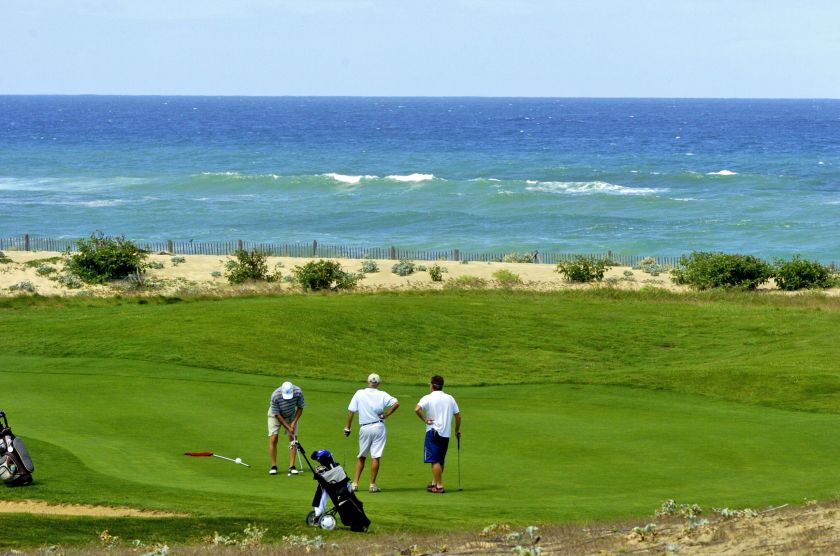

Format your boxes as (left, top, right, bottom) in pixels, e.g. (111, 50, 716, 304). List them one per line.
(1, 0, 838, 98)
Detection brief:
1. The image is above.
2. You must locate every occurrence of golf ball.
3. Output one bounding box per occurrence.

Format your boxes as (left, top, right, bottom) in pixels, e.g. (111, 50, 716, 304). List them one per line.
(235, 458, 242, 464)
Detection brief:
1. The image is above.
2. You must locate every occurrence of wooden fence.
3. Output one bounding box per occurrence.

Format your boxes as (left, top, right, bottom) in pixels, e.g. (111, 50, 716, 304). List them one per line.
(0, 234, 689, 267)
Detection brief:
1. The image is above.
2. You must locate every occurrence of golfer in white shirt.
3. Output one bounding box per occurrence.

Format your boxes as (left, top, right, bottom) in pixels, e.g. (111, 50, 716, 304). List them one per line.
(343, 373, 400, 492)
(415, 374, 461, 494)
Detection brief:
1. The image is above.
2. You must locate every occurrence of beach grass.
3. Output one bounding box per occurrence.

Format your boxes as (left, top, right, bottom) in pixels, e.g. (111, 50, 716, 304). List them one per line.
(2, 289, 840, 547)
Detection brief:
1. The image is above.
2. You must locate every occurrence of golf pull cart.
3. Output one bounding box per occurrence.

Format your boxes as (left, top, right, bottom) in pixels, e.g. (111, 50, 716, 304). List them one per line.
(295, 442, 370, 532)
(0, 410, 35, 487)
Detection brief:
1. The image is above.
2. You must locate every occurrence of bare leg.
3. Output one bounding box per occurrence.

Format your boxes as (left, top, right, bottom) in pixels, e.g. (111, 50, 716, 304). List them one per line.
(268, 434, 278, 467)
(432, 462, 444, 488)
(354, 456, 366, 485)
(370, 457, 381, 485)
(289, 438, 297, 469)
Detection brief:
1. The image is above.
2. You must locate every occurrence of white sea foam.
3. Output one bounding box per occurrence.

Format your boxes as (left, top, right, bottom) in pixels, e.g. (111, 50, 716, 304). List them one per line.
(385, 173, 435, 182)
(707, 170, 738, 176)
(525, 181, 665, 196)
(76, 199, 128, 208)
(200, 172, 281, 180)
(323, 173, 377, 184)
(673, 197, 700, 202)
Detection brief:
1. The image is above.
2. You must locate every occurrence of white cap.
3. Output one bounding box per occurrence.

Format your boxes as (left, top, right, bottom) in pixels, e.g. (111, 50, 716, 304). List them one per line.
(280, 381, 295, 400)
(367, 373, 380, 385)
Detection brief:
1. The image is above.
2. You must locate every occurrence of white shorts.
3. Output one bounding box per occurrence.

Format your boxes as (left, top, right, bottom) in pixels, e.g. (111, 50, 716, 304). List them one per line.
(267, 416, 298, 438)
(358, 422, 386, 458)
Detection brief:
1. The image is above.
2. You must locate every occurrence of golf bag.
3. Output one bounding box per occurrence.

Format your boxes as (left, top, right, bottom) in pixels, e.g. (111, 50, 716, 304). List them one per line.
(297, 443, 370, 532)
(0, 411, 35, 487)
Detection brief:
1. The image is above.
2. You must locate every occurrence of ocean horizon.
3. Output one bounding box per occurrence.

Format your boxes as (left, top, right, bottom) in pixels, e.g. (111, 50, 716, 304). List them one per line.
(2, 96, 838, 261)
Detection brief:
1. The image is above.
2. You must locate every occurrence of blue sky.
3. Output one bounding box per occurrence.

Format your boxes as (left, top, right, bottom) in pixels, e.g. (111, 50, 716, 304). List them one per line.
(2, 0, 838, 97)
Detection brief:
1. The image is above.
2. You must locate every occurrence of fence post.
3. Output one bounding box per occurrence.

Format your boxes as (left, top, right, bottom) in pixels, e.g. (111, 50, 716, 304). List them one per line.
(453, 249, 460, 261)
(237, 239, 244, 252)
(24, 234, 30, 251)
(389, 246, 396, 260)
(311, 240, 318, 257)
(166, 239, 173, 254)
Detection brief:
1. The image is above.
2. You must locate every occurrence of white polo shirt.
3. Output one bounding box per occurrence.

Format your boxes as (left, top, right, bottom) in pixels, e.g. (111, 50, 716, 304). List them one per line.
(416, 390, 460, 438)
(348, 387, 398, 426)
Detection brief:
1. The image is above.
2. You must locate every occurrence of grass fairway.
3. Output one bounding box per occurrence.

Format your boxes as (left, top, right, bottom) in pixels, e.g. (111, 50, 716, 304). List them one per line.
(2, 290, 840, 547)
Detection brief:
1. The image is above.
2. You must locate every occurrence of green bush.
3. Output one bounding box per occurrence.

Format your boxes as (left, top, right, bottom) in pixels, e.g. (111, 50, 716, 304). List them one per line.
(35, 263, 57, 276)
(57, 273, 83, 289)
(292, 259, 359, 292)
(671, 251, 772, 290)
(493, 269, 522, 287)
(633, 256, 669, 276)
(8, 280, 36, 293)
(555, 256, 613, 283)
(773, 256, 836, 291)
(0, 250, 11, 264)
(225, 249, 280, 285)
(428, 264, 447, 282)
(65, 232, 148, 284)
(360, 258, 379, 273)
(391, 259, 415, 276)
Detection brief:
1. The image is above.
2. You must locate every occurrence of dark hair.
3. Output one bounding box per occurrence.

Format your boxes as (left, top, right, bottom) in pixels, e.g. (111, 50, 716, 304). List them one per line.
(430, 375, 444, 390)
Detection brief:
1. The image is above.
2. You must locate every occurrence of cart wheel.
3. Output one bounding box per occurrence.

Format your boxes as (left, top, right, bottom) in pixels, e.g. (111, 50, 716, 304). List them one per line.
(320, 514, 336, 530)
(306, 511, 319, 527)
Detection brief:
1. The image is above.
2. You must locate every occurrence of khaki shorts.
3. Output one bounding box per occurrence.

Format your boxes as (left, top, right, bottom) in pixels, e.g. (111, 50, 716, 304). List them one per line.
(268, 416, 298, 438)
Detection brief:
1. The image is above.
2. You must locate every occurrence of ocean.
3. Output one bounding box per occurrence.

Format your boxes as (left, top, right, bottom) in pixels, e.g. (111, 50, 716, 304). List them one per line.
(1, 96, 838, 261)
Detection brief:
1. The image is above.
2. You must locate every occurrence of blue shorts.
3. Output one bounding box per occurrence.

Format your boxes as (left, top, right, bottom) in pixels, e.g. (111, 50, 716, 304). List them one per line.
(423, 430, 450, 464)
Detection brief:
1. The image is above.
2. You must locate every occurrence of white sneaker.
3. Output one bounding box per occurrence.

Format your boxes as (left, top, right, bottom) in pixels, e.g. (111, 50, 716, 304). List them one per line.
(289, 466, 300, 475)
(269, 466, 278, 475)
(369, 484, 381, 493)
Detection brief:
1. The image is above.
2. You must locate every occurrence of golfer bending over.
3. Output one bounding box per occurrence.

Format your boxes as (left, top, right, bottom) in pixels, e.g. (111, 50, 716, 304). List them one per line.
(268, 381, 305, 476)
(415, 374, 461, 494)
(343, 373, 400, 492)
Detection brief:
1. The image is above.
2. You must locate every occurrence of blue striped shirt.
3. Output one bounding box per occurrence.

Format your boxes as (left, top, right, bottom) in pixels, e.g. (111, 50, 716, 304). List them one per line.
(268, 385, 305, 419)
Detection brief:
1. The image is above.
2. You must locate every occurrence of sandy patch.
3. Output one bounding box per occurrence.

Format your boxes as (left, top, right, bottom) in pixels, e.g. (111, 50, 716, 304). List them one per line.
(0, 499, 186, 517)
(1, 250, 837, 298)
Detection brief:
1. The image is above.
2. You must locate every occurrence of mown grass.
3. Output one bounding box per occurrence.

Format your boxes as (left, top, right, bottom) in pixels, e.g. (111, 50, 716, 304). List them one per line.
(2, 289, 839, 411)
(2, 289, 840, 548)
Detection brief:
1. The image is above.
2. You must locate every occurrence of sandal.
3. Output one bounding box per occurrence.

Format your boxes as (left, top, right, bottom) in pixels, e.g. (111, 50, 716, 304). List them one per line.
(427, 485, 445, 493)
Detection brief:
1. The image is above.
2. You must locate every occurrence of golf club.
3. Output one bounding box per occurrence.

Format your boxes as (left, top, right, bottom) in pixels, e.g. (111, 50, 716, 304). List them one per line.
(290, 437, 305, 475)
(184, 452, 251, 467)
(457, 435, 462, 491)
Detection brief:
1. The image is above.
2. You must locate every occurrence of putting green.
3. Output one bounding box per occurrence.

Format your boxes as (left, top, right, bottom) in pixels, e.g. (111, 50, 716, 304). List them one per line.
(5, 353, 840, 535)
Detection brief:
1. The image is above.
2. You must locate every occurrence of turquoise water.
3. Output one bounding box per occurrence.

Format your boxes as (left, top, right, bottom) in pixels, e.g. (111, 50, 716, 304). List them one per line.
(1, 96, 838, 260)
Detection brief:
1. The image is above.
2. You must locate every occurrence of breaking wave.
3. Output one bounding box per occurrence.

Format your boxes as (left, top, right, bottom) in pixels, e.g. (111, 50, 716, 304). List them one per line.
(385, 173, 436, 182)
(525, 180, 665, 196)
(707, 170, 738, 176)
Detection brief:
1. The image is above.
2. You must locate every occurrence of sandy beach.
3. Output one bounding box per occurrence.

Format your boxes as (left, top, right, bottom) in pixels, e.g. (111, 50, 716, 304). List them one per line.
(1, 249, 836, 298)
(0, 249, 682, 297)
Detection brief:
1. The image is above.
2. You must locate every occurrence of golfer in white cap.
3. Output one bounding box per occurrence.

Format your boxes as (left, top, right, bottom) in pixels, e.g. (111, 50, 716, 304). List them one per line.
(268, 381, 305, 476)
(343, 373, 399, 492)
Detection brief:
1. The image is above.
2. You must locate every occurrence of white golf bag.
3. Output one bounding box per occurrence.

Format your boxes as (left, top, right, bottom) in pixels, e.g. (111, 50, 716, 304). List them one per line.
(0, 410, 35, 487)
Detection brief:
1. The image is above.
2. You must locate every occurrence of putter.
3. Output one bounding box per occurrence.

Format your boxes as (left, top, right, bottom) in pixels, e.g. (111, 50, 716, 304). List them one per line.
(184, 452, 251, 467)
(457, 435, 462, 491)
(290, 438, 305, 475)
